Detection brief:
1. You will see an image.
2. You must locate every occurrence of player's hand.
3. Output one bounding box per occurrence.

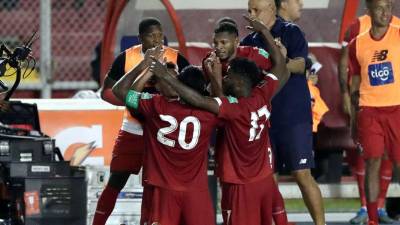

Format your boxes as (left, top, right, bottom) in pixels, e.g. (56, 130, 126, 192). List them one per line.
(204, 52, 222, 79)
(274, 38, 287, 58)
(144, 45, 164, 67)
(149, 56, 168, 78)
(350, 108, 358, 142)
(243, 14, 268, 33)
(204, 52, 216, 75)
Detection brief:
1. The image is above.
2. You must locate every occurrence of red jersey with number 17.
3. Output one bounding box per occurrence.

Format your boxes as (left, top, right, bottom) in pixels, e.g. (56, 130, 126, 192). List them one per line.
(137, 94, 218, 191)
(215, 74, 278, 184)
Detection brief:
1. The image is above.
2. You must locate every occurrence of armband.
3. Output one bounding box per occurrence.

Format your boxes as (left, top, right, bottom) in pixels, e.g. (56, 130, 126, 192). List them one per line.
(125, 90, 141, 109)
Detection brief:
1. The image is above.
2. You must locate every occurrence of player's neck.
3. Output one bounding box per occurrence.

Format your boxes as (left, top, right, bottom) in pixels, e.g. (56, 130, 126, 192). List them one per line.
(370, 25, 389, 40)
(237, 89, 251, 98)
(278, 11, 291, 22)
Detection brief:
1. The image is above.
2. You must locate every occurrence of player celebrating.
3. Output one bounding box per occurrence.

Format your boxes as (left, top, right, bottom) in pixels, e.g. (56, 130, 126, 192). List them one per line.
(93, 17, 189, 225)
(150, 17, 289, 224)
(112, 53, 218, 224)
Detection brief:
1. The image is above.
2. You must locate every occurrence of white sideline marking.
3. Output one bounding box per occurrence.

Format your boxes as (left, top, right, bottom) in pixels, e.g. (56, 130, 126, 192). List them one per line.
(279, 182, 400, 199)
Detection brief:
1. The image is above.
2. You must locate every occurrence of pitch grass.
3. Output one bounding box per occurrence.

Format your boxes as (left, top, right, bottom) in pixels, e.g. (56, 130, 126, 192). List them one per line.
(284, 198, 361, 213)
(215, 198, 361, 213)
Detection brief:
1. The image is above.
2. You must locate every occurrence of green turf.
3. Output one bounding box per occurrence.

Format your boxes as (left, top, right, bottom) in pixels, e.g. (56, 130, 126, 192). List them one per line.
(285, 198, 361, 213)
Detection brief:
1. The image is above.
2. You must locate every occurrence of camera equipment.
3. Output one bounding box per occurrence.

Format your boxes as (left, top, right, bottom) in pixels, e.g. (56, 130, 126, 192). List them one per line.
(0, 31, 37, 101)
(0, 32, 86, 224)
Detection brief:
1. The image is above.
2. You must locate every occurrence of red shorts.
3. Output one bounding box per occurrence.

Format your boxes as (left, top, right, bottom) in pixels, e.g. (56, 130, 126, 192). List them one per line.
(141, 185, 215, 225)
(357, 105, 400, 163)
(221, 174, 274, 225)
(110, 130, 144, 174)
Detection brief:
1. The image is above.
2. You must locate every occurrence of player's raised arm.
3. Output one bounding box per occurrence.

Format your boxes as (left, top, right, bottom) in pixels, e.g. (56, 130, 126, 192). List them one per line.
(150, 57, 220, 115)
(112, 46, 163, 101)
(204, 52, 224, 98)
(243, 14, 289, 94)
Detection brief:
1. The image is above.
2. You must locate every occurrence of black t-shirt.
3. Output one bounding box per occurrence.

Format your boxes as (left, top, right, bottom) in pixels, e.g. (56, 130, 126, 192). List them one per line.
(107, 51, 190, 81)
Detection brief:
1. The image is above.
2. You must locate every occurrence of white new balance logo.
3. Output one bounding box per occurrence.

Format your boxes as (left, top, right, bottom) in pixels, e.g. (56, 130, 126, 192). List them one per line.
(299, 159, 307, 165)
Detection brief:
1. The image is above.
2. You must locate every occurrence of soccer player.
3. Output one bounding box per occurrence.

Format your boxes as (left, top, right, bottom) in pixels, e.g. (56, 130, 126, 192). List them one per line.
(275, 0, 304, 22)
(340, 2, 400, 223)
(151, 56, 285, 225)
(93, 17, 189, 225)
(242, 1, 325, 225)
(150, 17, 289, 224)
(348, 0, 400, 224)
(112, 59, 218, 224)
(203, 18, 289, 225)
(204, 22, 272, 77)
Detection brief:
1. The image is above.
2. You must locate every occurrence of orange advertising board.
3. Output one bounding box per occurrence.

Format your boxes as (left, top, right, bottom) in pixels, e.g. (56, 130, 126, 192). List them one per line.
(21, 99, 125, 166)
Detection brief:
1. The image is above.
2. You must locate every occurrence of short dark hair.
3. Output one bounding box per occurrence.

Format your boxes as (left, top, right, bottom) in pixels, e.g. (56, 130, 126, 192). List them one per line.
(275, 0, 282, 9)
(365, 0, 375, 8)
(229, 57, 261, 87)
(214, 22, 239, 37)
(177, 65, 207, 94)
(139, 17, 162, 35)
(216, 17, 238, 27)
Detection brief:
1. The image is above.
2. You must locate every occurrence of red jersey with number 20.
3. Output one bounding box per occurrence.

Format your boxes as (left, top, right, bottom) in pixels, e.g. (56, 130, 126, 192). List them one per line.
(137, 95, 218, 191)
(215, 74, 278, 184)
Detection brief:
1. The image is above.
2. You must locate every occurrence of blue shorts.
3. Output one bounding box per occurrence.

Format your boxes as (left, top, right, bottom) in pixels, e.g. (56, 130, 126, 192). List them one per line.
(270, 122, 314, 172)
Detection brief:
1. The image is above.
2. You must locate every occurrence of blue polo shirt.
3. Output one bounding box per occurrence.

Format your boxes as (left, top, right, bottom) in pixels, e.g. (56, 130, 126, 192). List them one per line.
(241, 17, 311, 128)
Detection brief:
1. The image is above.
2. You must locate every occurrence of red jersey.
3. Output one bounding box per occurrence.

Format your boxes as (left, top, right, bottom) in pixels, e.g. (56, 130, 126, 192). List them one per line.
(138, 94, 218, 191)
(202, 46, 272, 78)
(214, 74, 278, 184)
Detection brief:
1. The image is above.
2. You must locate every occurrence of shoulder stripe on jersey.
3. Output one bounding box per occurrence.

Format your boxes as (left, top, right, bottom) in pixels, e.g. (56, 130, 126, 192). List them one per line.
(214, 97, 222, 106)
(266, 73, 278, 80)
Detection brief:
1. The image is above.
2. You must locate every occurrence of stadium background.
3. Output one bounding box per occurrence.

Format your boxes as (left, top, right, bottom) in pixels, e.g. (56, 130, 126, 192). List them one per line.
(1, 0, 400, 224)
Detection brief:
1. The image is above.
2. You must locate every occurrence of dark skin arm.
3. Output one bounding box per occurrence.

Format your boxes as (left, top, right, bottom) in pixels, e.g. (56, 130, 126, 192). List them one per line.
(349, 75, 361, 140)
(287, 58, 305, 74)
(244, 15, 290, 95)
(339, 44, 352, 116)
(112, 46, 163, 101)
(150, 57, 220, 115)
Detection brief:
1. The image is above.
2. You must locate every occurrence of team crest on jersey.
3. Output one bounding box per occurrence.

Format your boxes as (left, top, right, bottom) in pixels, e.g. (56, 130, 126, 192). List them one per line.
(258, 48, 269, 59)
(227, 96, 238, 104)
(140, 92, 153, 99)
(367, 62, 394, 86)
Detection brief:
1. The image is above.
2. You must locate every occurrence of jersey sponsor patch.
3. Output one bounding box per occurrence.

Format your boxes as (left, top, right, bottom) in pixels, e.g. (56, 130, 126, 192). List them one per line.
(258, 48, 270, 59)
(368, 62, 394, 86)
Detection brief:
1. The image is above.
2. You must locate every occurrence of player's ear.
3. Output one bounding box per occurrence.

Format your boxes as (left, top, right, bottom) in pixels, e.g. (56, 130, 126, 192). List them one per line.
(138, 34, 143, 43)
(234, 37, 240, 46)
